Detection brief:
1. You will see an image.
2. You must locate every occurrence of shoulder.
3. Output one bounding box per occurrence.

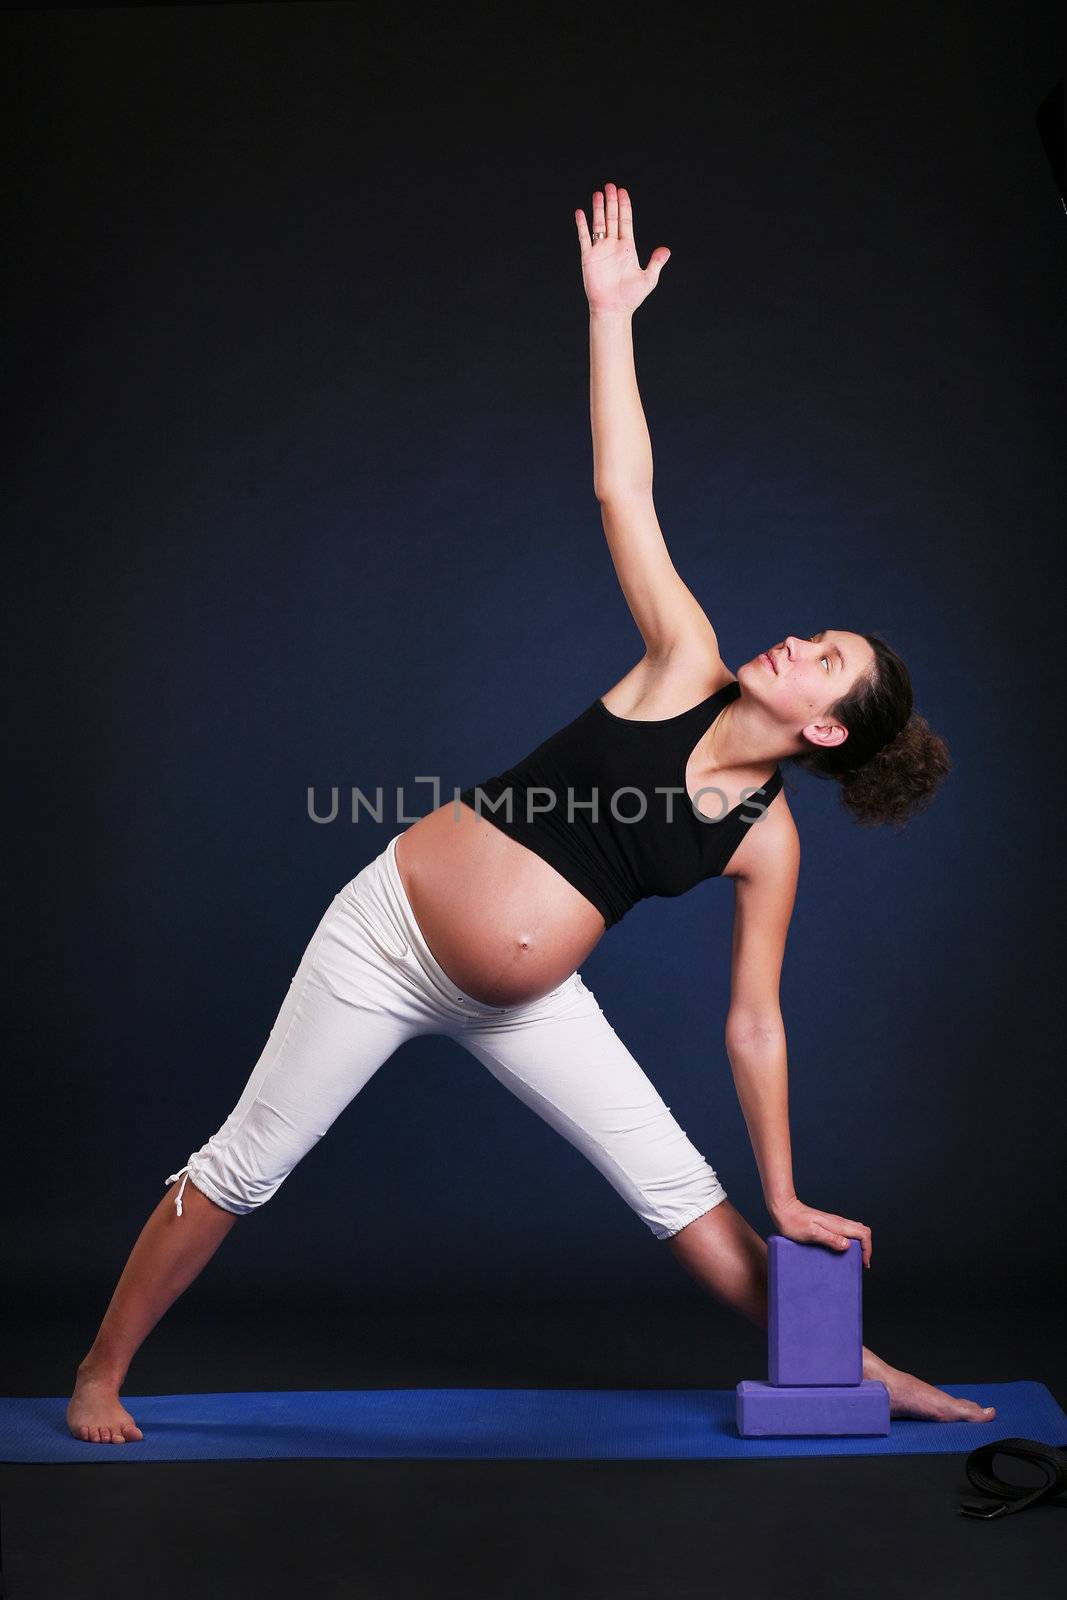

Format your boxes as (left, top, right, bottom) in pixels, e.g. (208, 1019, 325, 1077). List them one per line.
(600, 641, 735, 720)
(723, 785, 799, 888)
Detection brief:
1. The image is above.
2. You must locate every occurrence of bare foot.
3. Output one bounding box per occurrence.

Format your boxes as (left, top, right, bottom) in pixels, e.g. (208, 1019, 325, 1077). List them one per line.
(864, 1351, 996, 1422)
(67, 1368, 144, 1444)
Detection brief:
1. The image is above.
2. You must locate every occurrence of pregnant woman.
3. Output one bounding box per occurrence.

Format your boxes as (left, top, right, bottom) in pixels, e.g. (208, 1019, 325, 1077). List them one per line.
(68, 182, 995, 1442)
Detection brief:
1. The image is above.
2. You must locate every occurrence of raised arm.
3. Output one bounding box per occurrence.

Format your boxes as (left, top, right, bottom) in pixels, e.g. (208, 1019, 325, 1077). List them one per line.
(576, 183, 719, 661)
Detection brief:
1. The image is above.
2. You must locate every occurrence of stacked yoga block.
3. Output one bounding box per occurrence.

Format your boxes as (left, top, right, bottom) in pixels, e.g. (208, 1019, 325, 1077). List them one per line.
(736, 1236, 890, 1436)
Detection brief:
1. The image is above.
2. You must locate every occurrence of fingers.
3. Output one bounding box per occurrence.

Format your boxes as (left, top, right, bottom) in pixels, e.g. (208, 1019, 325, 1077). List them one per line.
(643, 245, 670, 288)
(575, 185, 608, 258)
(604, 183, 618, 239)
(815, 1215, 873, 1268)
(848, 1218, 873, 1268)
(576, 183, 631, 252)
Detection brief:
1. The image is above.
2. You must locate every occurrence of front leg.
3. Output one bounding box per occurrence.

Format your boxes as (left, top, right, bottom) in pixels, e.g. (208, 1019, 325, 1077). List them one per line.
(666, 1201, 996, 1422)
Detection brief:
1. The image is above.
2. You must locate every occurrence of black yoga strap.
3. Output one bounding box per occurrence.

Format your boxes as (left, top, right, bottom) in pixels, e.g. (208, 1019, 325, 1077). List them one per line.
(960, 1436, 1067, 1518)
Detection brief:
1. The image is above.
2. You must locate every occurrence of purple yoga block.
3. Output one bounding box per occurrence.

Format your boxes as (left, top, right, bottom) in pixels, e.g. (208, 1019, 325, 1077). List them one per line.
(768, 1235, 863, 1386)
(736, 1379, 890, 1437)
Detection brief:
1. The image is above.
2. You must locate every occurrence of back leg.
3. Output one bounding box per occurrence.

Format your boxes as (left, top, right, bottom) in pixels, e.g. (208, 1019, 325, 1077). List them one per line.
(455, 978, 727, 1241)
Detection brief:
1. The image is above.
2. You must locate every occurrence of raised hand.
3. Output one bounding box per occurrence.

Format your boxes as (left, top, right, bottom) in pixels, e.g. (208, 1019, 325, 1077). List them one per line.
(575, 181, 671, 315)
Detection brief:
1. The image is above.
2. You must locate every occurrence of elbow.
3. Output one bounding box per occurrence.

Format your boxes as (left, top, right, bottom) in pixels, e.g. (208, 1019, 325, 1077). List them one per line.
(725, 1009, 785, 1049)
(595, 479, 654, 504)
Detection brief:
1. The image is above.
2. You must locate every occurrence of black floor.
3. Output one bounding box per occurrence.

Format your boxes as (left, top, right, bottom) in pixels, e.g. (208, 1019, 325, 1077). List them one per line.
(3, 1293, 1064, 1600)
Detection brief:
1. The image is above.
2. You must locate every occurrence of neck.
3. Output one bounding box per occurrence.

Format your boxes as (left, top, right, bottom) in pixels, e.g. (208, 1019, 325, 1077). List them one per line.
(703, 696, 796, 775)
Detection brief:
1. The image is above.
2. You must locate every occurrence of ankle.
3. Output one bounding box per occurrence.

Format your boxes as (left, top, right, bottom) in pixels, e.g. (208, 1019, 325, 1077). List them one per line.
(861, 1346, 895, 1382)
(76, 1355, 125, 1389)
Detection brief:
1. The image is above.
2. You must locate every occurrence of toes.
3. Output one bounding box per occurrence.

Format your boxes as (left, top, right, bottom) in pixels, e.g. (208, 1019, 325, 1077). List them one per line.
(80, 1417, 144, 1442)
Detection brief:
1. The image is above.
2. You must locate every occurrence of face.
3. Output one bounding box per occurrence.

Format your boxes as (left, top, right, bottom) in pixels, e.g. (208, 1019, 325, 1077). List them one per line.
(739, 629, 876, 754)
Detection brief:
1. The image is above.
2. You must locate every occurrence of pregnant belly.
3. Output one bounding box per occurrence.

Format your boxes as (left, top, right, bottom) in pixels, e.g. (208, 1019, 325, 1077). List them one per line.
(395, 802, 607, 1007)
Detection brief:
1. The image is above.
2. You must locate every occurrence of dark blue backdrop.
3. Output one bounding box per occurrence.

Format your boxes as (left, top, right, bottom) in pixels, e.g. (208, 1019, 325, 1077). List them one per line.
(7, 1, 1064, 1317)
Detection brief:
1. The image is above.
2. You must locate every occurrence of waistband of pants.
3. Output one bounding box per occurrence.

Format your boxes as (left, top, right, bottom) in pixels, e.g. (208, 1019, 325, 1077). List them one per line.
(375, 832, 513, 1016)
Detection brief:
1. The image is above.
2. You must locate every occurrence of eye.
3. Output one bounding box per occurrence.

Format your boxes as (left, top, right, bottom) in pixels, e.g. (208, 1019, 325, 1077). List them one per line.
(808, 635, 832, 672)
(809, 637, 831, 671)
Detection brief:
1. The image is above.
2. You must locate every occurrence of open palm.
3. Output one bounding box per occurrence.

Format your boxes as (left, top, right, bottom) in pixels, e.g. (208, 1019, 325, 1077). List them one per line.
(575, 182, 671, 314)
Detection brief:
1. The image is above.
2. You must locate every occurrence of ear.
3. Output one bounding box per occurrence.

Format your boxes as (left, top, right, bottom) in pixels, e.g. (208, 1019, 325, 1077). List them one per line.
(800, 719, 849, 752)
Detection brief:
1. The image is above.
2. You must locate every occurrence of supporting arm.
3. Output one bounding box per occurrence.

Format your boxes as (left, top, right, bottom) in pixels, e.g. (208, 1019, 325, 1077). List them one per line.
(724, 1021, 797, 1213)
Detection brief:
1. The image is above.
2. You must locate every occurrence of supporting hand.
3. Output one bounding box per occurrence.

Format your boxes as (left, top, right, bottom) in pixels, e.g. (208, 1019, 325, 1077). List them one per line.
(575, 182, 671, 314)
(770, 1195, 873, 1268)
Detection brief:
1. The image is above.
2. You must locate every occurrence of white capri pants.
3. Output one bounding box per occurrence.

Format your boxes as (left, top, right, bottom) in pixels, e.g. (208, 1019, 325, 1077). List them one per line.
(166, 832, 728, 1241)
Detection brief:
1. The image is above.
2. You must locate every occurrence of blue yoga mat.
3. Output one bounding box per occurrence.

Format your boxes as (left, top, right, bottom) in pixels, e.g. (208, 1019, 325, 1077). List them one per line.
(3, 1381, 1064, 1462)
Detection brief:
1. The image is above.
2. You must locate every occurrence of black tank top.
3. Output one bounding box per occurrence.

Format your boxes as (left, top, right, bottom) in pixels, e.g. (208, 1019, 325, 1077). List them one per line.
(457, 679, 783, 928)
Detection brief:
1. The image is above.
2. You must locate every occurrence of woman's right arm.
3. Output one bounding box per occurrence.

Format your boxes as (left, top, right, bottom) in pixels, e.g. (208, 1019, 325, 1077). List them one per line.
(578, 183, 719, 660)
(726, 806, 873, 1267)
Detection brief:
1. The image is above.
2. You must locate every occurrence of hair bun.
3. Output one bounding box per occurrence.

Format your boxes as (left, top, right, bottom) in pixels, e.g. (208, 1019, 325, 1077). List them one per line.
(880, 716, 912, 755)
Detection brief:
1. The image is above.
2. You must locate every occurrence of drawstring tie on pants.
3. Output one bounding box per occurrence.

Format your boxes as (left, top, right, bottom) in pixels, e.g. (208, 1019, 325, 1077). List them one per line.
(166, 1167, 191, 1217)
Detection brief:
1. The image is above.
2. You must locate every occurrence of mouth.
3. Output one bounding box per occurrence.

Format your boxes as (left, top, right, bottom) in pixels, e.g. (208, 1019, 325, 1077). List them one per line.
(759, 651, 778, 675)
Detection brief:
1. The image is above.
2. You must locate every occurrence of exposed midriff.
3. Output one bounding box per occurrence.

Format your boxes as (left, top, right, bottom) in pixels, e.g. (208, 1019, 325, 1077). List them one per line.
(394, 800, 608, 1007)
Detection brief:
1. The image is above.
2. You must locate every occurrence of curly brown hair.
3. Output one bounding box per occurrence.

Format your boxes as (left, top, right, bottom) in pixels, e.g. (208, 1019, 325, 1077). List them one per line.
(784, 632, 950, 828)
